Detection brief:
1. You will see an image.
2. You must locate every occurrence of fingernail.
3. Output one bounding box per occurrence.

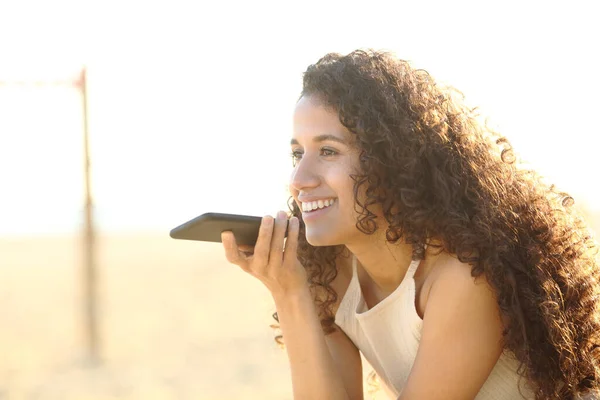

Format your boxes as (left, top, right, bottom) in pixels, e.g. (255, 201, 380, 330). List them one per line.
(277, 210, 287, 219)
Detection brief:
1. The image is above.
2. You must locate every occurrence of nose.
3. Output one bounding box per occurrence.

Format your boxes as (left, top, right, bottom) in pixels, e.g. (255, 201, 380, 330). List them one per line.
(289, 155, 320, 193)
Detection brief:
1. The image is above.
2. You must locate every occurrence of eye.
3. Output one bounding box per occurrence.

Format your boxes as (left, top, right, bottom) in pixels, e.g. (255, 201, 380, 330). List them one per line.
(290, 150, 303, 166)
(321, 148, 337, 157)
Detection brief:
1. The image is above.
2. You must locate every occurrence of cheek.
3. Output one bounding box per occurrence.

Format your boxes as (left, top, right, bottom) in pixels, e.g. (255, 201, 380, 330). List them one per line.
(337, 182, 361, 222)
(340, 176, 380, 219)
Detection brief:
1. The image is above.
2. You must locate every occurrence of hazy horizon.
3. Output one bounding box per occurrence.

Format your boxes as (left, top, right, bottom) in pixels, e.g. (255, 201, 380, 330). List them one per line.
(1, 1, 599, 238)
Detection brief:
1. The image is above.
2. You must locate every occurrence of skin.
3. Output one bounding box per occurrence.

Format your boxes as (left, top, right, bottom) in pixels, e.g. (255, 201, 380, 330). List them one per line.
(221, 95, 506, 399)
(289, 95, 415, 297)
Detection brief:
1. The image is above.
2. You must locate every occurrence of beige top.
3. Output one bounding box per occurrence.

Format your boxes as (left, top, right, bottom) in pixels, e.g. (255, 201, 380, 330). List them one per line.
(334, 256, 535, 399)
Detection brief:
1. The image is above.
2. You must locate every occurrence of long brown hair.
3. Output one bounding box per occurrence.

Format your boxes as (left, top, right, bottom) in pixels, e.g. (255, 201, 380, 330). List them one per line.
(273, 49, 600, 399)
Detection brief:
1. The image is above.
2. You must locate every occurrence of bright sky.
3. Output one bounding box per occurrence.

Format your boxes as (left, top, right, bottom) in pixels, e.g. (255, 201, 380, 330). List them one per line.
(0, 0, 598, 235)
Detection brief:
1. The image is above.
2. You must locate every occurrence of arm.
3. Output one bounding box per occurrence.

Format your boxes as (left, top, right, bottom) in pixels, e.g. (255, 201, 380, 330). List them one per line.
(398, 259, 505, 400)
(274, 290, 363, 400)
(325, 325, 364, 399)
(221, 212, 362, 399)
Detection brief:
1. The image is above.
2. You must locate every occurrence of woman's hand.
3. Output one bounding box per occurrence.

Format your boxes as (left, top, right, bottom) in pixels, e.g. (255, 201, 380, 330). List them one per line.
(221, 210, 308, 299)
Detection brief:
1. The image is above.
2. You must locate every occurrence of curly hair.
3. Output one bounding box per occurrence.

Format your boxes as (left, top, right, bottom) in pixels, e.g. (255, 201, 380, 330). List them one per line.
(270, 49, 600, 399)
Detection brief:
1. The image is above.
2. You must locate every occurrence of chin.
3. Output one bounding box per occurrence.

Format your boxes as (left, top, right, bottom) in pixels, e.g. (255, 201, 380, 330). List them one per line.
(305, 231, 343, 247)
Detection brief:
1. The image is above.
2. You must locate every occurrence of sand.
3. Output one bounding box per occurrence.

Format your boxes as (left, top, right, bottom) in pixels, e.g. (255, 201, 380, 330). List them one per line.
(0, 233, 385, 400)
(1, 210, 598, 399)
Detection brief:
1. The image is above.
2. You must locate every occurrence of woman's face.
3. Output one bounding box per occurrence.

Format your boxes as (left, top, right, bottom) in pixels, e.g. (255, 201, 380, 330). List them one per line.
(289, 95, 365, 247)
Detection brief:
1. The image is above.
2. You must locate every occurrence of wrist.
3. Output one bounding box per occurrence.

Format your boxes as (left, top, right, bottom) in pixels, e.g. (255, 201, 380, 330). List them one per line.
(272, 286, 313, 309)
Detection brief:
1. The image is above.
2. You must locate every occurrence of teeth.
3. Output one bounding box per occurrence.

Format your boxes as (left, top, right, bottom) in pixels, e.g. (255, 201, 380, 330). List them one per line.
(301, 198, 336, 212)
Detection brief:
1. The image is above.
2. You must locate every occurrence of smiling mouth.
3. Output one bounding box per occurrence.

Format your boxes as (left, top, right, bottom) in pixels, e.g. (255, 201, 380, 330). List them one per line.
(301, 198, 337, 213)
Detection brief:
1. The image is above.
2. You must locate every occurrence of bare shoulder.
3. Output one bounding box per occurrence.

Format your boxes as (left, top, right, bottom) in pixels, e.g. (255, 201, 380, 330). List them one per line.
(402, 253, 505, 398)
(421, 252, 504, 344)
(425, 252, 497, 301)
(415, 251, 497, 320)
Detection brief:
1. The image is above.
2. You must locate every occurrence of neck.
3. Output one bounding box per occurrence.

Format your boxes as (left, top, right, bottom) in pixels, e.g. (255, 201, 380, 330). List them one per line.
(345, 230, 414, 294)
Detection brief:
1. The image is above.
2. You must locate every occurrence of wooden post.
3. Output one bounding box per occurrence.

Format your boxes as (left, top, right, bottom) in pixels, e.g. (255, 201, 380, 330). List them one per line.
(0, 68, 101, 366)
(77, 67, 100, 365)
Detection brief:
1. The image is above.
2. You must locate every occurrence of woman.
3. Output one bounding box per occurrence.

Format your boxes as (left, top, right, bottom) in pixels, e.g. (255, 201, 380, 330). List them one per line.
(221, 49, 600, 399)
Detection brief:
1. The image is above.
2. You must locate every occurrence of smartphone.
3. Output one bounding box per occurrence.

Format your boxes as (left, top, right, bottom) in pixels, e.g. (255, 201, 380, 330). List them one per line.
(170, 212, 288, 246)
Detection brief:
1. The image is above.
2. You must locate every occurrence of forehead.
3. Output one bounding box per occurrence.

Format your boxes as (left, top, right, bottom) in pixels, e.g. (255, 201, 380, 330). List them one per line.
(292, 96, 353, 143)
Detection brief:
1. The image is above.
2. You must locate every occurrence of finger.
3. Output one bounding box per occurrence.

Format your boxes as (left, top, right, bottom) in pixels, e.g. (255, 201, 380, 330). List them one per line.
(221, 231, 248, 268)
(270, 211, 288, 265)
(253, 215, 274, 266)
(283, 216, 299, 266)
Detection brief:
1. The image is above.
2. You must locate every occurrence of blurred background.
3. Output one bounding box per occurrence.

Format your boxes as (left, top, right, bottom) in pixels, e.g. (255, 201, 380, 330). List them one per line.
(0, 0, 598, 399)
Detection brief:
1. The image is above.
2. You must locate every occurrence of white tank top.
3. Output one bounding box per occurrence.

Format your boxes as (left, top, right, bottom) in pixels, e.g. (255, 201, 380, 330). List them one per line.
(334, 255, 535, 399)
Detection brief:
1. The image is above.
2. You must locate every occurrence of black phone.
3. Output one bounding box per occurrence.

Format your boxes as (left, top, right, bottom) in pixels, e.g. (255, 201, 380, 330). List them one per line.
(169, 212, 287, 246)
(170, 212, 262, 245)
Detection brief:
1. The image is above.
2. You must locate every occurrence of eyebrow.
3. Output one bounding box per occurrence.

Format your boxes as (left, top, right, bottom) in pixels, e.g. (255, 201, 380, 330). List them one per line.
(290, 134, 349, 146)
